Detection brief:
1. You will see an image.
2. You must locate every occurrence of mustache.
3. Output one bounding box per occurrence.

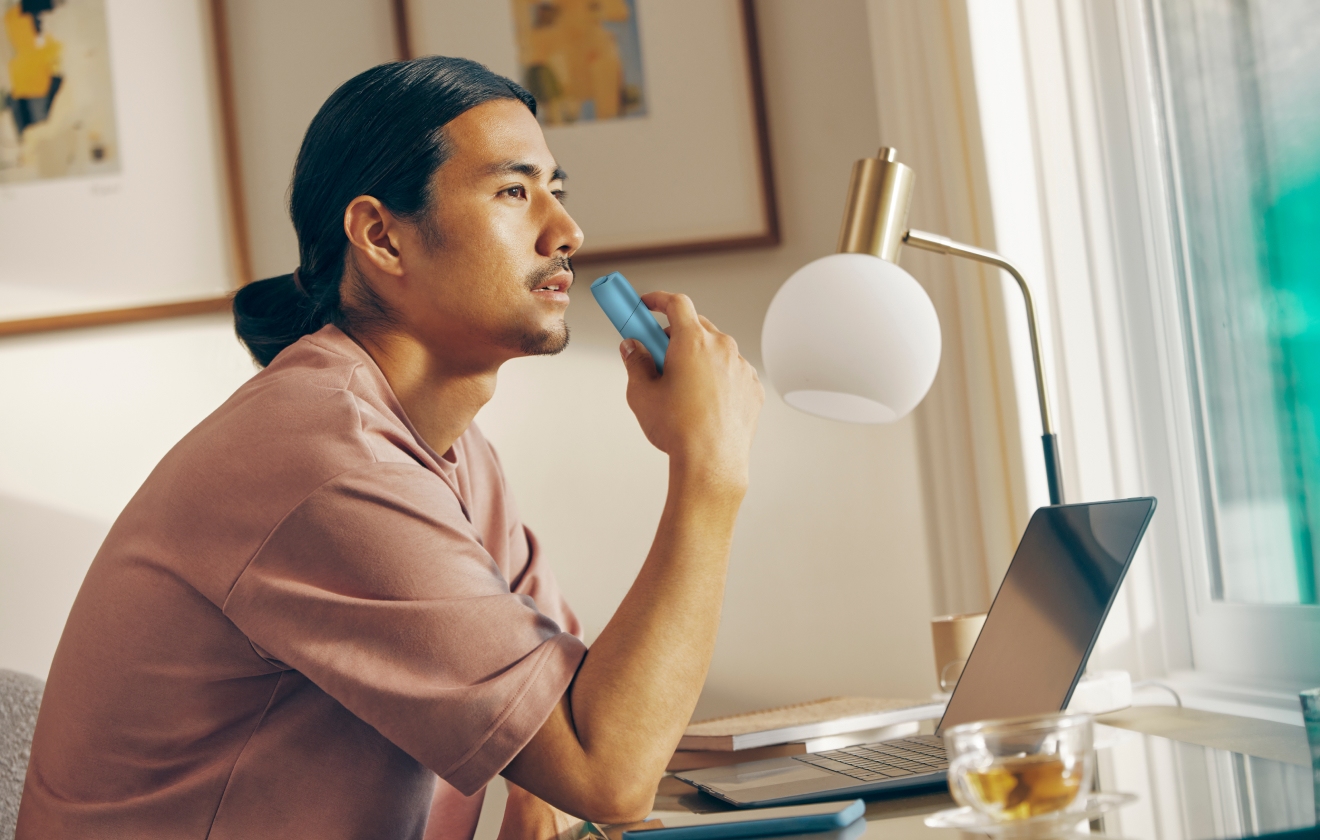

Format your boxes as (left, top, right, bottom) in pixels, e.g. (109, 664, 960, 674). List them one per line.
(526, 256, 574, 290)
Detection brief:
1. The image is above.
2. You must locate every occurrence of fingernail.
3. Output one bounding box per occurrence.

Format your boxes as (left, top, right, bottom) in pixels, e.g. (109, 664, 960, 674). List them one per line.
(620, 340, 633, 359)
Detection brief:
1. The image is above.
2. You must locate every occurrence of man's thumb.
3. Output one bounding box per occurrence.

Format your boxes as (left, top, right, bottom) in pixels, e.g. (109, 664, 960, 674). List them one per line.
(620, 339, 658, 380)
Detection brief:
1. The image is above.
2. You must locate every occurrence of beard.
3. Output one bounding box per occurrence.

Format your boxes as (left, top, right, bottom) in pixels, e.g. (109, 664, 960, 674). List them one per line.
(499, 257, 573, 356)
(512, 320, 570, 356)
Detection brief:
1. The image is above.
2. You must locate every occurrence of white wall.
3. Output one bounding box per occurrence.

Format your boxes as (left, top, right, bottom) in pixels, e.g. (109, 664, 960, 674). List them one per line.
(0, 0, 938, 724)
(0, 316, 258, 677)
(481, 0, 937, 717)
(224, 0, 399, 279)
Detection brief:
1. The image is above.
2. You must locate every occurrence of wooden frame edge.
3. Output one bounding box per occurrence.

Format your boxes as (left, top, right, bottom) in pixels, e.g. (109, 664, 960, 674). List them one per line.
(391, 0, 414, 61)
(572, 232, 779, 265)
(0, 296, 234, 339)
(209, 0, 254, 287)
(0, 0, 250, 341)
(741, 0, 780, 248)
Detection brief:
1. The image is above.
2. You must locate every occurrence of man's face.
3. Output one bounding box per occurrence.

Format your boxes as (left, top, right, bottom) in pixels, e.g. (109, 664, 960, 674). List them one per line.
(398, 98, 584, 367)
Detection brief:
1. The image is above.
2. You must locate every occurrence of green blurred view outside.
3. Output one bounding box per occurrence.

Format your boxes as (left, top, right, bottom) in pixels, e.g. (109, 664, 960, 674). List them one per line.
(1160, 0, 1320, 603)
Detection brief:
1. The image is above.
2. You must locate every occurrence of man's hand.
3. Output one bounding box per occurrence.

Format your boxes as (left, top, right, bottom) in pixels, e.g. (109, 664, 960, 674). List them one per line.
(620, 291, 764, 492)
(503, 293, 762, 823)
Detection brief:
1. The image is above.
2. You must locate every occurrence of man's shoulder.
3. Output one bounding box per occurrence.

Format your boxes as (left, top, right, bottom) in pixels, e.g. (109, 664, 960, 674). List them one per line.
(225, 326, 415, 445)
(214, 334, 373, 450)
(252, 325, 376, 406)
(151, 328, 423, 511)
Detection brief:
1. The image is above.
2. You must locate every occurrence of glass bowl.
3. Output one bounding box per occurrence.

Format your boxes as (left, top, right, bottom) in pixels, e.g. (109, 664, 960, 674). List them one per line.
(942, 712, 1095, 823)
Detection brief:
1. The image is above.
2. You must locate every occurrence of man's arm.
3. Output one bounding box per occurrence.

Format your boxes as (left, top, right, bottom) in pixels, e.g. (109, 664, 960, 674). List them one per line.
(502, 292, 763, 824)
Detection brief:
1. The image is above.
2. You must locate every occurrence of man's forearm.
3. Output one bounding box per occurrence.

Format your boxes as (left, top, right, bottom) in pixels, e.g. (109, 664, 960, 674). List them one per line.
(504, 461, 743, 821)
(573, 461, 741, 782)
(505, 290, 762, 822)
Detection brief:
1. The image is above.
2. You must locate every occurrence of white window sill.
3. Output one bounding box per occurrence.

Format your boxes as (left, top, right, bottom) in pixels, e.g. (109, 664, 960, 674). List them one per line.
(1159, 670, 1309, 727)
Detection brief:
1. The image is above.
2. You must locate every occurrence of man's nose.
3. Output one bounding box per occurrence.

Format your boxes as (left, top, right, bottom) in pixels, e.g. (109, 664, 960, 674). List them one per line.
(539, 200, 584, 257)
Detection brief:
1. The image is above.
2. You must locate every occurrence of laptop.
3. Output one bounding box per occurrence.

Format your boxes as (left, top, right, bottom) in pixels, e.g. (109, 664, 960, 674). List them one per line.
(675, 497, 1157, 807)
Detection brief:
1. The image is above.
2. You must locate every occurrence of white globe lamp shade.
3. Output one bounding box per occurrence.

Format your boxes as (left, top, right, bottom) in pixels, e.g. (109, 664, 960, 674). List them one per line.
(761, 253, 941, 424)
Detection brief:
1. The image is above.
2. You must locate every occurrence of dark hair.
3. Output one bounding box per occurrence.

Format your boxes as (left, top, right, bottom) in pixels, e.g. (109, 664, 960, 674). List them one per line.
(233, 56, 537, 366)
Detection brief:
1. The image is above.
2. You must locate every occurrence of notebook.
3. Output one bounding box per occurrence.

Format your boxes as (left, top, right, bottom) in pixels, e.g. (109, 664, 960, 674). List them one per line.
(679, 696, 945, 752)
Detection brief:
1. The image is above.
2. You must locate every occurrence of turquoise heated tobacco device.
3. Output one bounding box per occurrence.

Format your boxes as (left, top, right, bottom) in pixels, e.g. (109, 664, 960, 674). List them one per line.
(591, 272, 669, 373)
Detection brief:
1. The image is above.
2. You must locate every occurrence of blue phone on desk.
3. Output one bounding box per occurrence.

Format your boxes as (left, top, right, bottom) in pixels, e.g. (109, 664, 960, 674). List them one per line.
(617, 798, 865, 839)
(591, 272, 669, 373)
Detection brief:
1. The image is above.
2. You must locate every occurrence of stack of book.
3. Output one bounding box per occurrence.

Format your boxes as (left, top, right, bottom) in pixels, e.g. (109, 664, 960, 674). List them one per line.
(668, 696, 947, 771)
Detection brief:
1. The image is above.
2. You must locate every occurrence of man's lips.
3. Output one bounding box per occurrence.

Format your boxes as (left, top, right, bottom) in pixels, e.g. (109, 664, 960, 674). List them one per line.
(531, 271, 574, 294)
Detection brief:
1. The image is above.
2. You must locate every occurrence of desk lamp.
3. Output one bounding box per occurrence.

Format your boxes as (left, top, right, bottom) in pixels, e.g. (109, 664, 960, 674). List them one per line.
(761, 147, 1063, 505)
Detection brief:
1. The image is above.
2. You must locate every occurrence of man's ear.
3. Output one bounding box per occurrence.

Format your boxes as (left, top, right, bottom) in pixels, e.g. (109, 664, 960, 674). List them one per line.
(343, 195, 404, 277)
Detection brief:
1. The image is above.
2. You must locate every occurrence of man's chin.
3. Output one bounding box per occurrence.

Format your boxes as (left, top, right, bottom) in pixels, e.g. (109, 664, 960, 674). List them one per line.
(515, 322, 570, 357)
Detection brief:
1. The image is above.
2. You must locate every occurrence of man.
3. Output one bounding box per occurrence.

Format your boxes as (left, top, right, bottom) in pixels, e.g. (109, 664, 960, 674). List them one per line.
(18, 56, 762, 839)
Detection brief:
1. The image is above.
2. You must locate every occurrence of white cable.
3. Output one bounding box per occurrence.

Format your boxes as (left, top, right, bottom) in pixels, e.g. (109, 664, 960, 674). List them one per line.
(1131, 679, 1184, 707)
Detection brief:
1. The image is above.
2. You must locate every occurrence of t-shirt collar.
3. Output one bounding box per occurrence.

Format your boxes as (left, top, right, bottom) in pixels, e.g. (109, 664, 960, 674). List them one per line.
(305, 325, 459, 478)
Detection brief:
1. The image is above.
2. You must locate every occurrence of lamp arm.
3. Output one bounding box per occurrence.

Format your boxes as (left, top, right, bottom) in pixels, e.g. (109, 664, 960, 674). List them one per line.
(903, 228, 1064, 505)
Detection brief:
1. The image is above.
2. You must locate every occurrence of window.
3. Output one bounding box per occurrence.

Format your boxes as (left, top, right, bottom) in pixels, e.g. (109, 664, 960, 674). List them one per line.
(1157, 0, 1320, 606)
(963, 0, 1318, 700)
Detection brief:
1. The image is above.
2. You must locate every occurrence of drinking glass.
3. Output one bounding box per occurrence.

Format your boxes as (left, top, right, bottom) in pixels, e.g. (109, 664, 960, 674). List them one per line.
(1301, 688, 1320, 822)
(943, 712, 1094, 822)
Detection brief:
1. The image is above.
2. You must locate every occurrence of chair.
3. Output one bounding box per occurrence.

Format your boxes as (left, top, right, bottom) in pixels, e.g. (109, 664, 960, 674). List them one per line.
(0, 670, 43, 840)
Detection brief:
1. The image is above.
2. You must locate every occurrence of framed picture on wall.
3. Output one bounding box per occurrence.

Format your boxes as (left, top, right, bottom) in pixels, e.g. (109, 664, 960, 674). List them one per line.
(397, 0, 779, 263)
(0, 0, 248, 337)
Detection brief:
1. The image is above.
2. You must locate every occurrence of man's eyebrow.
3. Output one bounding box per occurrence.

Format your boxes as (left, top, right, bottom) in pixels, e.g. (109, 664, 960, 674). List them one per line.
(486, 160, 568, 182)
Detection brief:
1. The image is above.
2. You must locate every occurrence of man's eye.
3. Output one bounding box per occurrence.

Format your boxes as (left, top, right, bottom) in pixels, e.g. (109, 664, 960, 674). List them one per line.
(504, 185, 527, 199)
(553, 190, 568, 203)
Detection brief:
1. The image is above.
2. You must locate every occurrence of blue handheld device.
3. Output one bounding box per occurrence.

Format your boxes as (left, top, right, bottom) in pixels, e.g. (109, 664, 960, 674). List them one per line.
(590, 272, 669, 373)
(618, 798, 865, 839)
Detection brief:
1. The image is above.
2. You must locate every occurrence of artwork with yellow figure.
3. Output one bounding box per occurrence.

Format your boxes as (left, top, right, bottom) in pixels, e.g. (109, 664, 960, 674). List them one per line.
(512, 0, 647, 125)
(0, 0, 119, 183)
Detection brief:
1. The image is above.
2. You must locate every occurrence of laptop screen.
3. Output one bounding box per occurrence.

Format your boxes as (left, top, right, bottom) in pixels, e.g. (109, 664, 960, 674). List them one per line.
(937, 498, 1157, 733)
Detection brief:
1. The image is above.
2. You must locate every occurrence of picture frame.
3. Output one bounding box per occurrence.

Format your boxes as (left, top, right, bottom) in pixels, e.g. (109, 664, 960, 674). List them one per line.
(395, 0, 779, 264)
(0, 0, 253, 338)
(0, 0, 778, 338)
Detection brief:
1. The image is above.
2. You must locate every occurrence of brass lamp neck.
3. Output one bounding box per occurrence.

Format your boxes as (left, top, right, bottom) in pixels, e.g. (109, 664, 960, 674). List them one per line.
(838, 146, 915, 262)
(830, 147, 1064, 503)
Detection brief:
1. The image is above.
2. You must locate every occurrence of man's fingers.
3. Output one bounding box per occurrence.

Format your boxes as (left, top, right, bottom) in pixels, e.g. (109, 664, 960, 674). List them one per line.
(639, 291, 700, 333)
(620, 339, 659, 381)
(637, 291, 730, 339)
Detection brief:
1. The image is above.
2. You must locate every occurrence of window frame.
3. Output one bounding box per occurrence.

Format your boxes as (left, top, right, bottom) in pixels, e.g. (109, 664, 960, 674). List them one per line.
(972, 0, 1320, 714)
(1144, 0, 1320, 692)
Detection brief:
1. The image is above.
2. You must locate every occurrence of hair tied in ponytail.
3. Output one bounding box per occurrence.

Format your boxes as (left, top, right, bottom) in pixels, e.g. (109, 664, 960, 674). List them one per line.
(232, 56, 537, 367)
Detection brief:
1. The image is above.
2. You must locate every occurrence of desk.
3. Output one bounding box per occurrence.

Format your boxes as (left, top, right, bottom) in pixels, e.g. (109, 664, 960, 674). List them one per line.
(638, 707, 1317, 839)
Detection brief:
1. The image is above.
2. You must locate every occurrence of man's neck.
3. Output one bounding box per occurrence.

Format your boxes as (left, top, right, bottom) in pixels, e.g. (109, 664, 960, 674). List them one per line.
(352, 330, 499, 458)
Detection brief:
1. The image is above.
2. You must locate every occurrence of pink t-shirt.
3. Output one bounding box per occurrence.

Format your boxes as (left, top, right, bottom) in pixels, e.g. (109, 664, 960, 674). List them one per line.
(18, 325, 587, 839)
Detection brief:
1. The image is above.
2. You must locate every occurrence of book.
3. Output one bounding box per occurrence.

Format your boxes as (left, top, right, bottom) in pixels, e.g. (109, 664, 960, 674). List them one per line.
(677, 696, 946, 752)
(666, 720, 922, 771)
(667, 741, 806, 772)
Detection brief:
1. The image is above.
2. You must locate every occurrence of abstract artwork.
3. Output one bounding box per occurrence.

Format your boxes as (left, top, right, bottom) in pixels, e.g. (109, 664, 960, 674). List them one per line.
(510, 0, 646, 125)
(1, 0, 238, 338)
(0, 0, 119, 184)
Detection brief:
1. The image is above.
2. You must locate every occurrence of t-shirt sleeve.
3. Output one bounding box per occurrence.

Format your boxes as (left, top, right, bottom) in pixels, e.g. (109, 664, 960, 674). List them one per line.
(511, 529, 583, 640)
(474, 427, 583, 641)
(221, 462, 587, 796)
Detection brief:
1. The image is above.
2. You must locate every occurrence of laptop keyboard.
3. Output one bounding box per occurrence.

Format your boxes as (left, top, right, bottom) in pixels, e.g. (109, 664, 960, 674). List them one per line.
(790, 735, 949, 782)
